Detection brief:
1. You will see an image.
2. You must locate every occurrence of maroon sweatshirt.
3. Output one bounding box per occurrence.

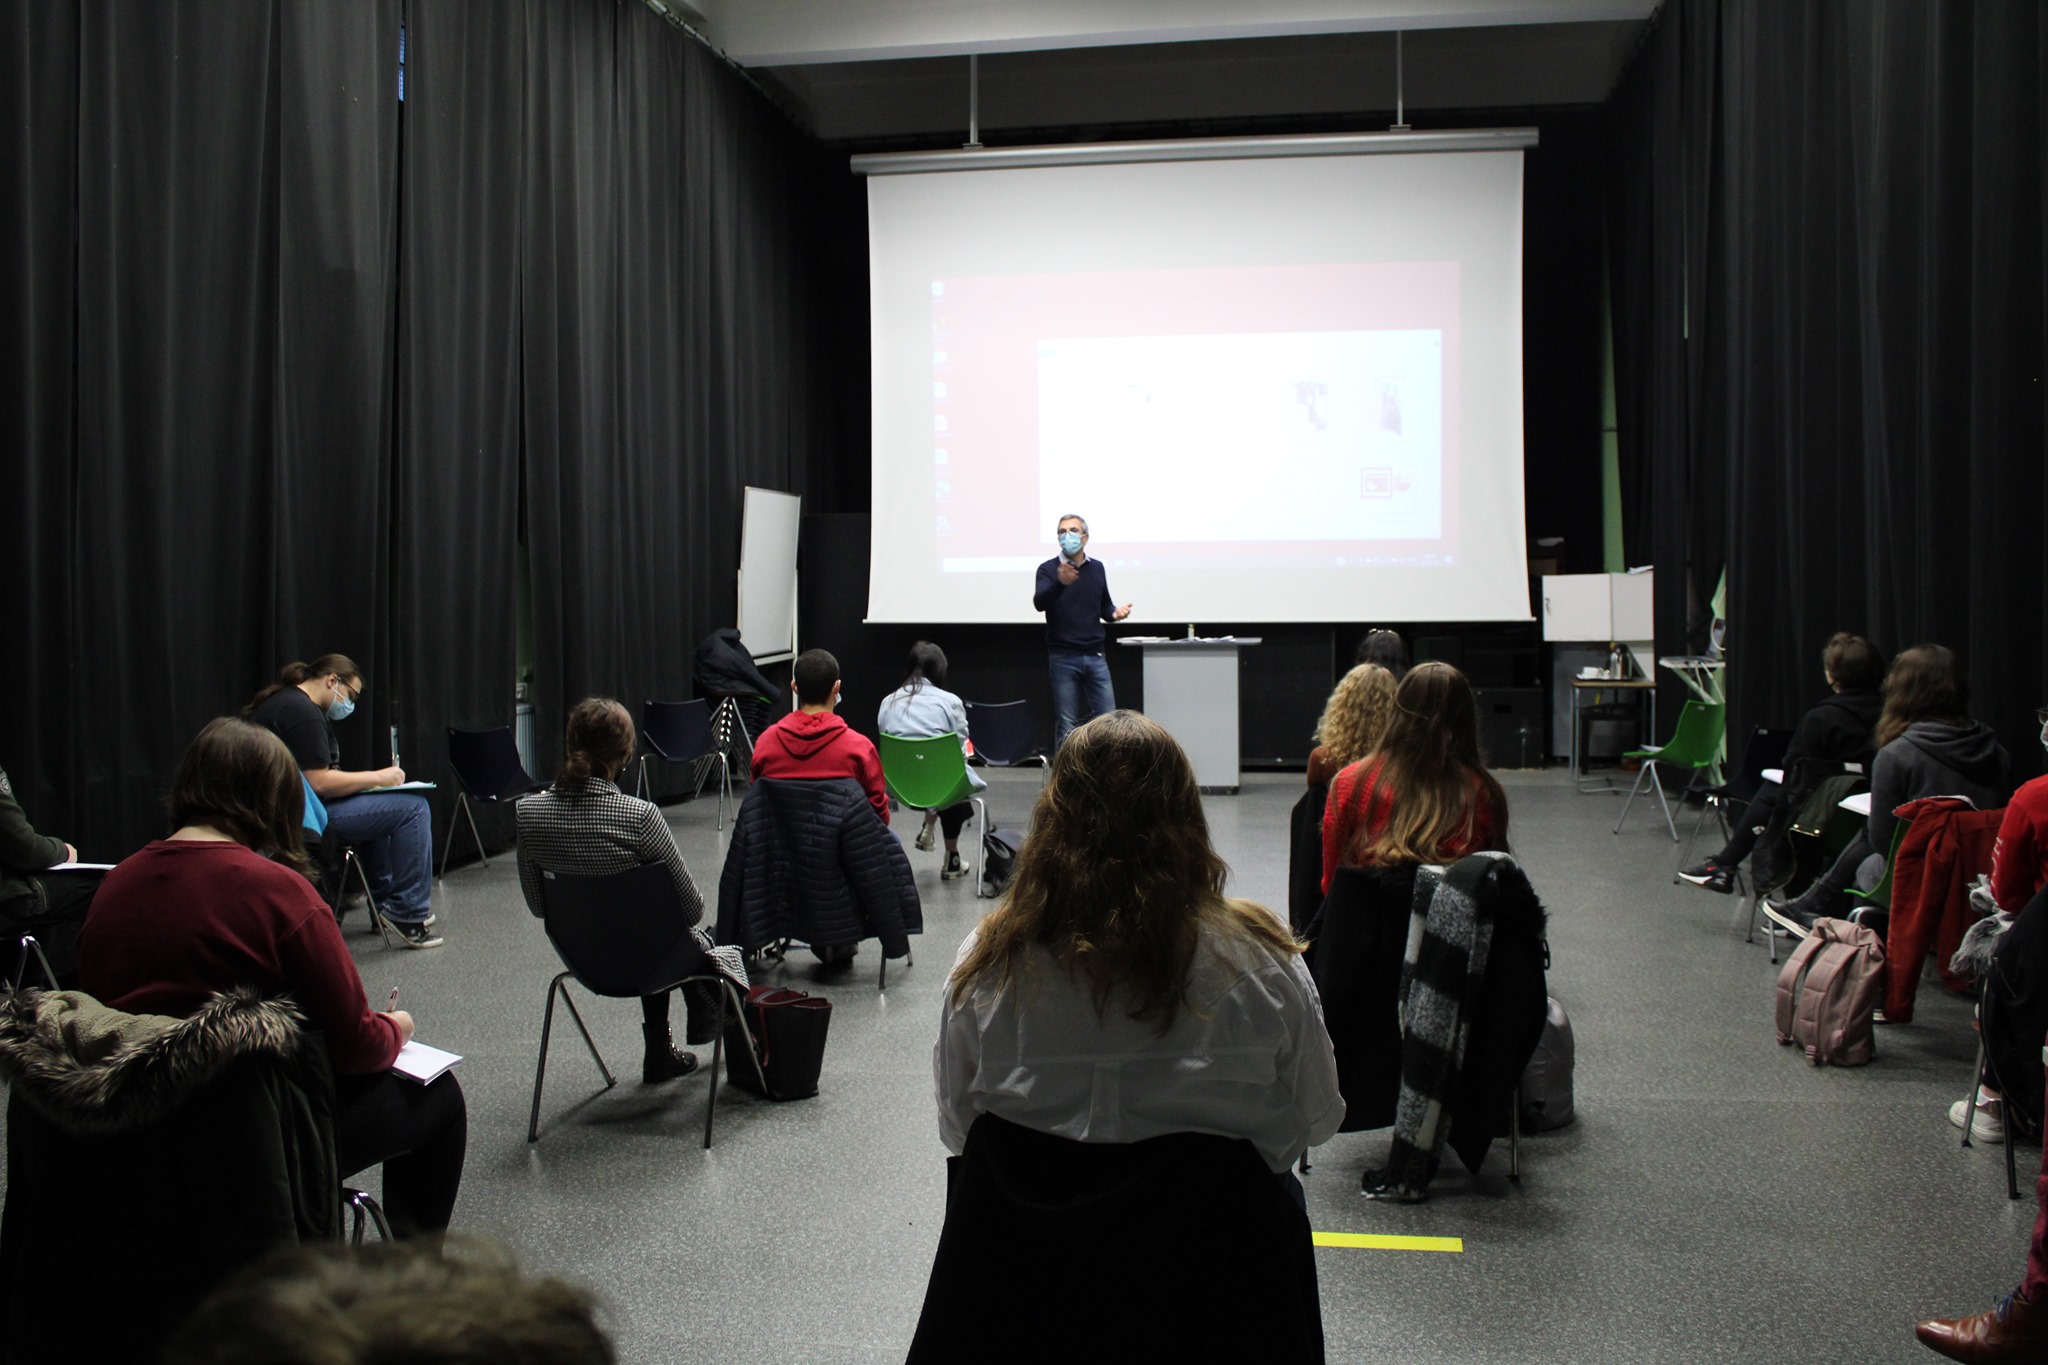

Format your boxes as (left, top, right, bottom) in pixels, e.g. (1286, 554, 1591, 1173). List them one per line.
(79, 839, 404, 1075)
(750, 710, 890, 826)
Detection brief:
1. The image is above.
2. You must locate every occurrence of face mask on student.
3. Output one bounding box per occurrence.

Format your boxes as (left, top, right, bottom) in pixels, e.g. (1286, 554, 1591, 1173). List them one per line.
(327, 689, 356, 722)
(1059, 531, 1082, 556)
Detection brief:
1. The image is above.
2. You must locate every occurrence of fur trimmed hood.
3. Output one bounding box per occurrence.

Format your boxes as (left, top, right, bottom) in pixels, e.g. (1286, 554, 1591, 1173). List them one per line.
(0, 987, 307, 1134)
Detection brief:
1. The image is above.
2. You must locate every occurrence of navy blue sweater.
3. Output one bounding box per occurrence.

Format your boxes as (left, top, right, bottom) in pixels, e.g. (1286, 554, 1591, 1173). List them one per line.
(1033, 556, 1117, 653)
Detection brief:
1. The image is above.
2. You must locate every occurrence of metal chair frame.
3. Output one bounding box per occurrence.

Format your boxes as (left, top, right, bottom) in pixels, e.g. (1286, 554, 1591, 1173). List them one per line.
(634, 699, 732, 830)
(440, 725, 545, 878)
(342, 1187, 394, 1243)
(9, 934, 59, 992)
(1614, 701, 1727, 842)
(1673, 725, 1794, 879)
(878, 731, 988, 897)
(750, 936, 912, 991)
(1960, 987, 2022, 1200)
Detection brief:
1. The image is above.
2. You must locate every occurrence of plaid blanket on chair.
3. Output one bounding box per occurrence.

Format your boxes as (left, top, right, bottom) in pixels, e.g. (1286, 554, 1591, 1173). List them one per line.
(1362, 851, 1514, 1201)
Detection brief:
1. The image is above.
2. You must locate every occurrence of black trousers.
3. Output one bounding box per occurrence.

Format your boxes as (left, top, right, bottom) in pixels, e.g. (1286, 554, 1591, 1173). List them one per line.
(1713, 783, 1785, 866)
(334, 1071, 467, 1237)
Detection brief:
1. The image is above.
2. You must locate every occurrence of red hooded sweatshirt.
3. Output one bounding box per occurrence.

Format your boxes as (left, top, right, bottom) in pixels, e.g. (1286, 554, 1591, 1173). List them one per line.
(750, 710, 890, 826)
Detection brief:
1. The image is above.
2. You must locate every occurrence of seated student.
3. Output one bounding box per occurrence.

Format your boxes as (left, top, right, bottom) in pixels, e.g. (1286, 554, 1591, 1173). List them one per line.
(1945, 704, 2048, 1145)
(1681, 631, 1885, 893)
(1306, 663, 1397, 791)
(935, 710, 1344, 1174)
(1321, 661, 1510, 895)
(1766, 643, 2014, 935)
(1915, 1093, 2048, 1361)
(750, 648, 888, 826)
(79, 718, 465, 1238)
(1355, 628, 1410, 681)
(246, 655, 440, 949)
(516, 699, 746, 1082)
(878, 641, 985, 882)
(0, 760, 97, 983)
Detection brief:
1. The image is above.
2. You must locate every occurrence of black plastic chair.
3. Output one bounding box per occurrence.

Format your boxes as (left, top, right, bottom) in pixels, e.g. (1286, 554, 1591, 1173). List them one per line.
(635, 699, 731, 829)
(530, 862, 752, 1148)
(441, 725, 545, 877)
(964, 700, 1047, 780)
(1674, 724, 1794, 879)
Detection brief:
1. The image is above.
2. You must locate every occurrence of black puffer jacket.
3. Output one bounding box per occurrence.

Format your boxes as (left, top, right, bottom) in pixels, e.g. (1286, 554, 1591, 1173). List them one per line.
(716, 778, 922, 958)
(693, 628, 781, 702)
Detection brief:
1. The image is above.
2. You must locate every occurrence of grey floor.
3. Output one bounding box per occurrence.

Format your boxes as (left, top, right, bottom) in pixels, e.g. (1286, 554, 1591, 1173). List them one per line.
(322, 771, 2030, 1359)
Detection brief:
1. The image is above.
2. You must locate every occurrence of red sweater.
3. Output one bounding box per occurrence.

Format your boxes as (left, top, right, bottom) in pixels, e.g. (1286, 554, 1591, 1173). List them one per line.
(1992, 774, 2048, 912)
(78, 840, 403, 1075)
(1321, 757, 1504, 894)
(751, 710, 890, 825)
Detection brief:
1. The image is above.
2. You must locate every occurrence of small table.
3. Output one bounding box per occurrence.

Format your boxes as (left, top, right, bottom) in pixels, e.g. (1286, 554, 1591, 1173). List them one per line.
(1569, 677, 1658, 794)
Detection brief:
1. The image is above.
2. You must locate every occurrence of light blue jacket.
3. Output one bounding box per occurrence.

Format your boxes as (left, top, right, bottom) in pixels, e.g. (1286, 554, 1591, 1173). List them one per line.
(878, 683, 987, 792)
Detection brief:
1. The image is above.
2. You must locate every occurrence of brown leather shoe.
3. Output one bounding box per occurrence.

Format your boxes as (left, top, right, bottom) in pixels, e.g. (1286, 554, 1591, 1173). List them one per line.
(1916, 1291, 2048, 1362)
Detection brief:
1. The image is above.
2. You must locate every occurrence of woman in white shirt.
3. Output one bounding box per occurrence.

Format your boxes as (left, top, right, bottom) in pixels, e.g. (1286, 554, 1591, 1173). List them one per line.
(877, 641, 986, 881)
(933, 710, 1344, 1179)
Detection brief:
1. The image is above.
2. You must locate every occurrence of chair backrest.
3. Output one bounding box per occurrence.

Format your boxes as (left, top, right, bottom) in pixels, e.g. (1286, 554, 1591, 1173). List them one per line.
(963, 700, 1040, 766)
(641, 699, 717, 763)
(1723, 725, 1795, 803)
(446, 725, 543, 802)
(1658, 701, 1726, 768)
(878, 731, 977, 811)
(1846, 813, 1915, 907)
(537, 861, 701, 998)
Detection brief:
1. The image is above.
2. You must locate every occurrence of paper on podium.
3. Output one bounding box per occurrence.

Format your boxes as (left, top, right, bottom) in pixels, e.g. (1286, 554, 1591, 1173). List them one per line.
(391, 1040, 463, 1084)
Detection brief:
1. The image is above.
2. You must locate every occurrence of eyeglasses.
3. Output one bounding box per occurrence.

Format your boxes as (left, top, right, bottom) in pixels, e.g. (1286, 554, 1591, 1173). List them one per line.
(333, 678, 361, 703)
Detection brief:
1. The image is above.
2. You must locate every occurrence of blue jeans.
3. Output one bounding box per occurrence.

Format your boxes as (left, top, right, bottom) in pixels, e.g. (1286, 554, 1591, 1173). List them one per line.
(324, 791, 434, 924)
(1048, 651, 1115, 750)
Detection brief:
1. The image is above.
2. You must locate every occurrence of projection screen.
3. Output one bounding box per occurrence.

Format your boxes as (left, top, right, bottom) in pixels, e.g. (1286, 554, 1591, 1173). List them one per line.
(863, 139, 1530, 625)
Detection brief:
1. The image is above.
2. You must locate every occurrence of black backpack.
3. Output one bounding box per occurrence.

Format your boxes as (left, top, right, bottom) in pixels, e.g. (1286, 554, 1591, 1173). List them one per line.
(979, 826, 1023, 898)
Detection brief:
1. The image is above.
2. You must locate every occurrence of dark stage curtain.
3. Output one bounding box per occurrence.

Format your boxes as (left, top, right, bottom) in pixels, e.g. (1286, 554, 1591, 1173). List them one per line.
(5, 0, 857, 857)
(1608, 0, 2048, 762)
(521, 0, 851, 782)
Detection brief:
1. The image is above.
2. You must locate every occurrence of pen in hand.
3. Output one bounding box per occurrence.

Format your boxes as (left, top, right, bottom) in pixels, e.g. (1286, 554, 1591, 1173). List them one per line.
(387, 987, 400, 1013)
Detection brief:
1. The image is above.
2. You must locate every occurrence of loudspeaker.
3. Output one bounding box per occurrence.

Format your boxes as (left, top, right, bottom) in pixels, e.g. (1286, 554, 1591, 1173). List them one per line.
(1473, 686, 1544, 769)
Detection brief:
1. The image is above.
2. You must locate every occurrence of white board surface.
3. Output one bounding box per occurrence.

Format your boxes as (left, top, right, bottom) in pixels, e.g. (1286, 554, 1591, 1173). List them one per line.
(739, 488, 802, 661)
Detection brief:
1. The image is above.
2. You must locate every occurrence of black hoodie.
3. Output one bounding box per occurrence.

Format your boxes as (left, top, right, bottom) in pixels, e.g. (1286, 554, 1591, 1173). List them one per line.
(1868, 720, 2015, 855)
(1786, 688, 1883, 771)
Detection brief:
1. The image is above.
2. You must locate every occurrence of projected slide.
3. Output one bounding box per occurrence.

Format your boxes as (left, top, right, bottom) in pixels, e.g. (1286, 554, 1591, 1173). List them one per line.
(866, 148, 1528, 624)
(927, 260, 1461, 576)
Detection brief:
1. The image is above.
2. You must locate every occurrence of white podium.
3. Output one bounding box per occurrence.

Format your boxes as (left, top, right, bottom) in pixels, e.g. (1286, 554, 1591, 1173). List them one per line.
(1118, 637, 1261, 794)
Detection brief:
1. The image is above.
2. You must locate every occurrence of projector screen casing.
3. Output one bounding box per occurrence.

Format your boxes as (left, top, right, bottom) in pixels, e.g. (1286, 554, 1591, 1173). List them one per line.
(866, 149, 1529, 625)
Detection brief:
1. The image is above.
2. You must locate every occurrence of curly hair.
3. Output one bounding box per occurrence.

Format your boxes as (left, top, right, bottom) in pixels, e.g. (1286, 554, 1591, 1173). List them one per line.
(1312, 664, 1396, 769)
(949, 711, 1301, 1033)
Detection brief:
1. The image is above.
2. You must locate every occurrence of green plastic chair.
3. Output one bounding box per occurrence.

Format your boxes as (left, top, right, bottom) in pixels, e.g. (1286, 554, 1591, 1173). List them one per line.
(1613, 700, 1726, 842)
(1844, 812, 1912, 913)
(878, 732, 987, 895)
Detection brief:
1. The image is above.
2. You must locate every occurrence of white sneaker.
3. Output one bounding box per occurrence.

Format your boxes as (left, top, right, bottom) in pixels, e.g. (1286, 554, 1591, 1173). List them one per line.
(914, 820, 937, 853)
(1950, 1094, 2005, 1143)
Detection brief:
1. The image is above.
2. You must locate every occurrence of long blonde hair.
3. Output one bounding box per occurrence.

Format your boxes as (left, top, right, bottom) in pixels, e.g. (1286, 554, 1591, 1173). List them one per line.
(1313, 663, 1396, 768)
(1346, 661, 1508, 866)
(950, 711, 1301, 1032)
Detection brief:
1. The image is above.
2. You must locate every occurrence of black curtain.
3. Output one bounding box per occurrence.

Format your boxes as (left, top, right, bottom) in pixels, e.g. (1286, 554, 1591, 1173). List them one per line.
(397, 0, 524, 834)
(4, 0, 858, 857)
(1608, 0, 2048, 764)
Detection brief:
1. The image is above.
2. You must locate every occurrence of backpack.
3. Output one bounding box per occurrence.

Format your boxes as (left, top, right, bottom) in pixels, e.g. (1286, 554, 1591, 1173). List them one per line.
(1774, 918, 1886, 1066)
(1754, 768, 1865, 895)
(1518, 996, 1576, 1132)
(979, 825, 1023, 898)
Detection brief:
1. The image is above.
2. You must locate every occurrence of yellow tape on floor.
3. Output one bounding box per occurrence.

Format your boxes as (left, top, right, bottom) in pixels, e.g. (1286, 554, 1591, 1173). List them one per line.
(1311, 1232, 1463, 1253)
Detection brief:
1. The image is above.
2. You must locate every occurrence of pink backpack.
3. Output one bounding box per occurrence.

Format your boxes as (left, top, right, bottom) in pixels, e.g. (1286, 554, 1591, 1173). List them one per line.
(1774, 919, 1886, 1066)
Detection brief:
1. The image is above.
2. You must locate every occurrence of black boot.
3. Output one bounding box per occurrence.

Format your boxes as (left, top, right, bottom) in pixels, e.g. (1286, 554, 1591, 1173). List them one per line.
(681, 980, 723, 1046)
(641, 1023, 699, 1084)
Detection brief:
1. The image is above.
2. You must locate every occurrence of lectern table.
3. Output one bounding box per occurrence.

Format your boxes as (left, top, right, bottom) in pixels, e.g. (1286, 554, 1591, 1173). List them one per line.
(1117, 637, 1261, 794)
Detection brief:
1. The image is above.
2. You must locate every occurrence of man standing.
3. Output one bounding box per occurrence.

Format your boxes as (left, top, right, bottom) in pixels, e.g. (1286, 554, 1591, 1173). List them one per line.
(1033, 514, 1133, 749)
(749, 648, 890, 827)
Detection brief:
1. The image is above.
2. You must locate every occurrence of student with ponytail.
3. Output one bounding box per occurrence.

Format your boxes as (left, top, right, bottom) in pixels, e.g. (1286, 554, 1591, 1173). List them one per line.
(246, 654, 440, 948)
(515, 699, 747, 1083)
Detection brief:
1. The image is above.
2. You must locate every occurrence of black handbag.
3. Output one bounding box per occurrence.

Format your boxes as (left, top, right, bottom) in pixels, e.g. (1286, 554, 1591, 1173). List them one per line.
(723, 986, 832, 1100)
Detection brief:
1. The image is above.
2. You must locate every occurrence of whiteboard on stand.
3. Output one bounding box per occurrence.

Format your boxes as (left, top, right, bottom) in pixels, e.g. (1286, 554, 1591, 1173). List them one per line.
(739, 487, 802, 665)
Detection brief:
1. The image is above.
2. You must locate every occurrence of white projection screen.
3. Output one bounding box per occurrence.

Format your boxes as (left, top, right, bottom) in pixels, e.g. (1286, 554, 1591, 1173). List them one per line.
(864, 143, 1531, 625)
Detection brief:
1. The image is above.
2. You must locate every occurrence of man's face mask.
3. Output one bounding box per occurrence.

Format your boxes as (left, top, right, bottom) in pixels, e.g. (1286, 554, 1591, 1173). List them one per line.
(1058, 530, 1083, 556)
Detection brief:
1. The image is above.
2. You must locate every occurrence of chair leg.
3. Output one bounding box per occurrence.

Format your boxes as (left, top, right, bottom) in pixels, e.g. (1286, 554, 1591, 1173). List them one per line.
(972, 797, 987, 898)
(717, 753, 731, 831)
(635, 755, 650, 801)
(529, 974, 616, 1144)
(1612, 763, 1653, 834)
(349, 851, 396, 947)
(701, 980, 730, 1149)
(343, 1187, 393, 1244)
(1509, 1085, 1523, 1184)
(461, 798, 490, 869)
(1646, 766, 1677, 842)
(438, 792, 489, 877)
(10, 934, 58, 993)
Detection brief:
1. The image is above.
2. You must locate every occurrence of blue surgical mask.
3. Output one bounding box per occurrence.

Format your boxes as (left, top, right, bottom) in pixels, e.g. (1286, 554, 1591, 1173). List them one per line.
(1058, 531, 1082, 556)
(327, 694, 356, 722)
